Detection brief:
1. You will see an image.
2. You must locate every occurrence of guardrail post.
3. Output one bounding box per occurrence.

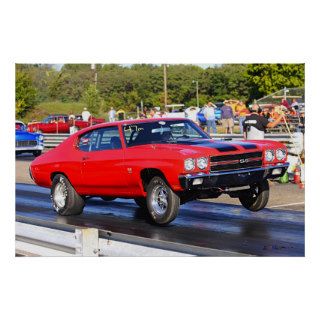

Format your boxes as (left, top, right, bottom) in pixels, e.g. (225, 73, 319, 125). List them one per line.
(75, 228, 99, 256)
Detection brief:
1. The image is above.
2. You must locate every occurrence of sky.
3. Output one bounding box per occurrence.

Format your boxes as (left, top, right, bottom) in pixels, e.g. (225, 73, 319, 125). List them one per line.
(52, 64, 219, 71)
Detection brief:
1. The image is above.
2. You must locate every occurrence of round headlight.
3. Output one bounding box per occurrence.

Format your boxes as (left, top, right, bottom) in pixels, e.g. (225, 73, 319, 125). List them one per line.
(197, 157, 208, 170)
(276, 148, 286, 160)
(184, 158, 195, 171)
(265, 149, 275, 162)
(38, 135, 44, 141)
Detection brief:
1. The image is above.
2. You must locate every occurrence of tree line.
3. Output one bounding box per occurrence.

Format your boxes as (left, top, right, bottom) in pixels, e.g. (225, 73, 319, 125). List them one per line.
(15, 63, 305, 117)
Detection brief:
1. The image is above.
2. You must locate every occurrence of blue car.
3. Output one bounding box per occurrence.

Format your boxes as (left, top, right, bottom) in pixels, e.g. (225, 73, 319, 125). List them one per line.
(197, 103, 223, 127)
(16, 121, 44, 157)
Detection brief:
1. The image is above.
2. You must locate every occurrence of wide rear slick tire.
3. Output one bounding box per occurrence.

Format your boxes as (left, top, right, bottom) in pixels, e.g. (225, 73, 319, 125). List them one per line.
(239, 180, 269, 211)
(51, 174, 85, 216)
(134, 197, 147, 209)
(146, 176, 180, 225)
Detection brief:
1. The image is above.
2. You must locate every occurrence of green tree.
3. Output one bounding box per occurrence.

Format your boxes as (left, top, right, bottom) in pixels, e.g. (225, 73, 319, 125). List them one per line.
(15, 70, 37, 117)
(82, 84, 101, 115)
(246, 64, 305, 100)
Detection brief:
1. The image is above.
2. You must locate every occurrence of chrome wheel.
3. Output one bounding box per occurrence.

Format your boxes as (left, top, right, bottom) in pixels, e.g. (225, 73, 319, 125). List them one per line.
(151, 186, 168, 216)
(53, 182, 67, 209)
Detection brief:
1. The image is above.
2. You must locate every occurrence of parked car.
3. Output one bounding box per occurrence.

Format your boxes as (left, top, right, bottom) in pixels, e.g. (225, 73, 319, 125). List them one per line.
(30, 118, 288, 225)
(16, 121, 44, 157)
(27, 114, 105, 134)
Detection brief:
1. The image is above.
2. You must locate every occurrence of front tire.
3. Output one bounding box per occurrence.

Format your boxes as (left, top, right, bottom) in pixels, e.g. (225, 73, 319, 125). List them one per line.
(51, 174, 85, 216)
(33, 150, 42, 157)
(146, 176, 180, 225)
(239, 180, 269, 211)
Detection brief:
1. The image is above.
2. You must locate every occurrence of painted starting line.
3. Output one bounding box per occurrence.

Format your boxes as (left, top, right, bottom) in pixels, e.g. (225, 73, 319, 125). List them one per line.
(268, 202, 305, 208)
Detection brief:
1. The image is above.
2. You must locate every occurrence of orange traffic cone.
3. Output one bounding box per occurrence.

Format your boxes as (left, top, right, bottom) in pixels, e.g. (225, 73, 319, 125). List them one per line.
(293, 166, 301, 185)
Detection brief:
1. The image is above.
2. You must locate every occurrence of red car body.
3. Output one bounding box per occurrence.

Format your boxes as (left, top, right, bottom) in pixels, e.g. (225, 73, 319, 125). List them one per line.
(27, 114, 104, 133)
(30, 118, 289, 224)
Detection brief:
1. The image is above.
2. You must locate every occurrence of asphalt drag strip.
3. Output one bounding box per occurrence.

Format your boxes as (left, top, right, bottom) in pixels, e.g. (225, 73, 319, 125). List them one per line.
(15, 183, 305, 257)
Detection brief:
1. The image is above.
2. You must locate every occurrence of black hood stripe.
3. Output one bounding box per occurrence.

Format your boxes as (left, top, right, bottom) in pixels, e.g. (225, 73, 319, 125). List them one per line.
(176, 139, 238, 151)
(232, 141, 258, 150)
(176, 139, 258, 152)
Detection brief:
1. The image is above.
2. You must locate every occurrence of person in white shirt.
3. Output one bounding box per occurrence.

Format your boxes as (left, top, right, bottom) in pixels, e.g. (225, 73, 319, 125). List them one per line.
(203, 102, 217, 134)
(82, 107, 91, 122)
(108, 107, 116, 122)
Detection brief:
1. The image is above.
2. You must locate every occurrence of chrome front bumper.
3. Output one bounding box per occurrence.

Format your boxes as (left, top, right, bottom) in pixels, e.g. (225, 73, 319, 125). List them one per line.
(179, 163, 289, 190)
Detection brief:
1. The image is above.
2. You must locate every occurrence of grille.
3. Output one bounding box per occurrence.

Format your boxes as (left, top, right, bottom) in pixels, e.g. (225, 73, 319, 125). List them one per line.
(210, 151, 262, 172)
(16, 140, 38, 147)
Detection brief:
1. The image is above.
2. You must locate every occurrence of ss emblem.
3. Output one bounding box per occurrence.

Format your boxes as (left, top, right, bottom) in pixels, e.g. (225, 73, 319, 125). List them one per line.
(239, 158, 248, 164)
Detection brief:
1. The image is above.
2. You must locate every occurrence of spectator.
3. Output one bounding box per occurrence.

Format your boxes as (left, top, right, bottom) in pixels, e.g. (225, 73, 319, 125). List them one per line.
(281, 99, 290, 110)
(186, 107, 199, 124)
(203, 102, 217, 135)
(243, 104, 283, 140)
(235, 101, 249, 134)
(291, 98, 299, 111)
(82, 107, 91, 122)
(108, 107, 116, 122)
(68, 115, 77, 134)
(221, 102, 234, 134)
(262, 108, 271, 120)
(149, 108, 156, 118)
(298, 109, 305, 134)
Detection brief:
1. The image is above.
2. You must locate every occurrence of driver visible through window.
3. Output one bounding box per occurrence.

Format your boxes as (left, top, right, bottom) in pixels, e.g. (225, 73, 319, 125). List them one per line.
(123, 120, 209, 147)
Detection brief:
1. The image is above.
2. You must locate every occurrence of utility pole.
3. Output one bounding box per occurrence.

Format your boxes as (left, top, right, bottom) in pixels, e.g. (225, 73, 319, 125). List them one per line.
(193, 80, 199, 108)
(91, 64, 97, 88)
(163, 64, 168, 108)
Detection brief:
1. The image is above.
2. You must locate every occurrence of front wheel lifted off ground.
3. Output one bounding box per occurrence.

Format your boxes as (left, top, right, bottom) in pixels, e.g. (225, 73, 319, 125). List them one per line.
(51, 174, 85, 216)
(146, 176, 180, 225)
(239, 179, 269, 211)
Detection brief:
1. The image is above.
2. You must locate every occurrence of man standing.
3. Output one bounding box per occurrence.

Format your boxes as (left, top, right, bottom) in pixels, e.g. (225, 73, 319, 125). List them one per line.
(108, 107, 116, 122)
(82, 107, 91, 122)
(203, 102, 217, 135)
(221, 101, 234, 134)
(243, 104, 283, 140)
(235, 101, 249, 134)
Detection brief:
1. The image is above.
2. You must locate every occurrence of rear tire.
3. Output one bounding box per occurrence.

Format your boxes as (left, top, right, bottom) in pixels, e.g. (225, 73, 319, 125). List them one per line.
(146, 176, 180, 225)
(51, 174, 85, 216)
(239, 180, 269, 211)
(134, 197, 147, 209)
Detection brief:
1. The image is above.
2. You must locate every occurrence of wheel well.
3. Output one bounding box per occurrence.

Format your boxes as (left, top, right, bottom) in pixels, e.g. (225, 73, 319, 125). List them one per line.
(50, 171, 68, 181)
(140, 168, 168, 191)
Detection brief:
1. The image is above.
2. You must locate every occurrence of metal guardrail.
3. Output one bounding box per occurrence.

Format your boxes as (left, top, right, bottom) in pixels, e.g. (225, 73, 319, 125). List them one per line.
(15, 217, 249, 257)
(43, 133, 70, 148)
(43, 133, 293, 148)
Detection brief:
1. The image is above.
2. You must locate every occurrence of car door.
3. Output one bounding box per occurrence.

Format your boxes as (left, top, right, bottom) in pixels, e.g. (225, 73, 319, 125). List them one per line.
(78, 126, 129, 196)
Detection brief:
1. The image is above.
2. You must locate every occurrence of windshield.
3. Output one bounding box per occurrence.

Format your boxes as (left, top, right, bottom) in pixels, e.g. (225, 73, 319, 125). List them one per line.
(15, 122, 26, 131)
(123, 119, 210, 147)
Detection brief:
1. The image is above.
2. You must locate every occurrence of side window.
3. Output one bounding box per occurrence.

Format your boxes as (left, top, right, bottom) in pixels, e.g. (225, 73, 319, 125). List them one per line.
(97, 127, 122, 151)
(78, 127, 121, 152)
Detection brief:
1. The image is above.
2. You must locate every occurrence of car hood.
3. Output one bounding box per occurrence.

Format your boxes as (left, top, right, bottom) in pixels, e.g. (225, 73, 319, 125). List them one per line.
(153, 138, 265, 157)
(16, 130, 41, 139)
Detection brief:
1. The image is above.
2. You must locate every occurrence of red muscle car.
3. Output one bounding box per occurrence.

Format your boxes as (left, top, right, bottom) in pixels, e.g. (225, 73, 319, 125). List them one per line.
(27, 114, 105, 133)
(30, 118, 289, 225)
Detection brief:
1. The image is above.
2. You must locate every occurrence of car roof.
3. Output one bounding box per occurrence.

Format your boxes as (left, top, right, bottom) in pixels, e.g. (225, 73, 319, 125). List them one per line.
(76, 117, 190, 134)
